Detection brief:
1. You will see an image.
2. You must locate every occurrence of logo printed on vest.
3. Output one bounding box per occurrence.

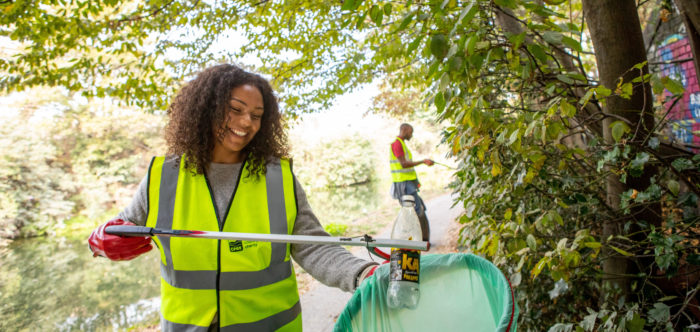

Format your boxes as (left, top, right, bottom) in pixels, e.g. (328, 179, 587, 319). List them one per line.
(229, 240, 243, 252)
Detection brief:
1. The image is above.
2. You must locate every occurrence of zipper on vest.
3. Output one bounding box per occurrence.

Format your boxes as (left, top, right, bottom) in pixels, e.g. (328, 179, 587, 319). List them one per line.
(204, 156, 247, 331)
(204, 174, 222, 331)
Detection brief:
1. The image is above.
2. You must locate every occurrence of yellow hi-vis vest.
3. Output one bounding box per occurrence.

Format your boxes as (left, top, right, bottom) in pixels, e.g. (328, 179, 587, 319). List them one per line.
(145, 156, 301, 332)
(389, 137, 418, 182)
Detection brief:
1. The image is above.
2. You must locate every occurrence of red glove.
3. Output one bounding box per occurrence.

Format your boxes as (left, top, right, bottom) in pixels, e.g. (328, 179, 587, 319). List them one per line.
(88, 219, 153, 261)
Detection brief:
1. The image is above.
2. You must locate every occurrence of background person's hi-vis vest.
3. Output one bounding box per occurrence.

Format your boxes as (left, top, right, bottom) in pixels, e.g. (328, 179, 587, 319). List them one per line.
(145, 155, 301, 332)
(389, 137, 418, 182)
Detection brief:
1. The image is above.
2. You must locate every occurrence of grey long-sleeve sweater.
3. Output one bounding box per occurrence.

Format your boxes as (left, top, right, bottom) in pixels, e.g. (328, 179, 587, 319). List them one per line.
(118, 160, 376, 293)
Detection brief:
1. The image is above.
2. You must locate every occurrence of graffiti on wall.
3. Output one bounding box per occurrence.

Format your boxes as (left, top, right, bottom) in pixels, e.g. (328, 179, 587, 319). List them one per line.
(657, 34, 700, 150)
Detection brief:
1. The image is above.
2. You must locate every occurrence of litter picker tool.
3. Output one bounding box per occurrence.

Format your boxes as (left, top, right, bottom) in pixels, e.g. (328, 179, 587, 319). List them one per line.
(105, 225, 429, 251)
(433, 161, 456, 169)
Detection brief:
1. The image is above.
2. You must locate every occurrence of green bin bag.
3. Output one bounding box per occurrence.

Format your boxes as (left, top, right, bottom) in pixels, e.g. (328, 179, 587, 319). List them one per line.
(334, 253, 518, 332)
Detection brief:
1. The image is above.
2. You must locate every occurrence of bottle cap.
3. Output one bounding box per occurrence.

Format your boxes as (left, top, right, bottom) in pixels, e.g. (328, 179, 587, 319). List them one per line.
(401, 195, 415, 203)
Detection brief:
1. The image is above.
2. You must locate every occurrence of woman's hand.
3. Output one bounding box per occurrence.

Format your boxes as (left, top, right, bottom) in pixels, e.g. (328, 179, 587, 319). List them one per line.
(88, 219, 153, 261)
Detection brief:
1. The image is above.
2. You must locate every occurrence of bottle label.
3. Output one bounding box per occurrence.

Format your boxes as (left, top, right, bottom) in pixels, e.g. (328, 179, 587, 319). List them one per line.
(389, 248, 420, 283)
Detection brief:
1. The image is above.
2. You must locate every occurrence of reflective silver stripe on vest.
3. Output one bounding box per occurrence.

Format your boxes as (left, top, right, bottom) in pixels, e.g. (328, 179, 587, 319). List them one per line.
(161, 302, 301, 332)
(264, 162, 288, 264)
(157, 157, 180, 270)
(161, 319, 209, 332)
(160, 265, 217, 290)
(157, 158, 291, 290)
(220, 301, 301, 332)
(391, 168, 415, 173)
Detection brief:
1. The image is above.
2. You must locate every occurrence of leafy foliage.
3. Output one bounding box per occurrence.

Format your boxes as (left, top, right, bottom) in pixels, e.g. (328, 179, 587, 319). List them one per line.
(293, 135, 376, 189)
(0, 104, 74, 240)
(0, 89, 165, 240)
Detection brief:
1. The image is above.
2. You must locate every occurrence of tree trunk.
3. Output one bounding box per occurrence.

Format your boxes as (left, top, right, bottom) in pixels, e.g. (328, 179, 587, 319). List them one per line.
(582, 0, 662, 295)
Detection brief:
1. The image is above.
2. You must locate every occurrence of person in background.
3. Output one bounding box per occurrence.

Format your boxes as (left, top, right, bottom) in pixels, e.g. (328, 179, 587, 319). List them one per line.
(389, 123, 434, 242)
(87, 64, 378, 332)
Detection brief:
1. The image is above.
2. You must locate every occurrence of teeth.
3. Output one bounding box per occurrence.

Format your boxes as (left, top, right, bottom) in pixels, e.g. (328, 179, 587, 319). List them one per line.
(230, 128, 247, 136)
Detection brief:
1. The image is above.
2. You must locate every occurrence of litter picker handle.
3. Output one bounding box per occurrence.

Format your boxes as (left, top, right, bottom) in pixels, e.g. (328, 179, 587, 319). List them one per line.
(105, 225, 154, 237)
(105, 225, 429, 250)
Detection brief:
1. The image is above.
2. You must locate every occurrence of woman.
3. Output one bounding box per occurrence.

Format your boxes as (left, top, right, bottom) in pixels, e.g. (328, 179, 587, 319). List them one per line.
(88, 64, 377, 331)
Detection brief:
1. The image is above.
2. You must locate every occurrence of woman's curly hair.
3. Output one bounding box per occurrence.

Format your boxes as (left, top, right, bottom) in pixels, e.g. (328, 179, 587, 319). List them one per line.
(164, 64, 289, 177)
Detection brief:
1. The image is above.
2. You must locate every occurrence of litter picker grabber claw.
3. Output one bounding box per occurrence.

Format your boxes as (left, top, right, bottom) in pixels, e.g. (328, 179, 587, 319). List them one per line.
(105, 225, 429, 251)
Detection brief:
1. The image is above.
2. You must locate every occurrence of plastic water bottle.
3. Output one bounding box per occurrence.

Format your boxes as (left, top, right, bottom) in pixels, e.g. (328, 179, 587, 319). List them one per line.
(386, 195, 422, 309)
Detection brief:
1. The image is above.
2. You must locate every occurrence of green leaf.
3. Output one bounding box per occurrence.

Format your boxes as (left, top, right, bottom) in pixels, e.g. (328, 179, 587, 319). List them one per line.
(449, 56, 463, 72)
(466, 35, 478, 55)
(527, 234, 537, 250)
(560, 100, 576, 117)
(490, 152, 502, 176)
(661, 76, 685, 95)
(556, 74, 573, 84)
(525, 119, 538, 136)
(584, 241, 601, 249)
(629, 152, 649, 177)
(547, 210, 563, 225)
(542, 31, 563, 44)
(566, 72, 587, 82)
(434, 91, 446, 112)
(531, 256, 549, 279)
(561, 36, 582, 52)
(610, 120, 630, 143)
(671, 158, 694, 171)
(648, 302, 670, 323)
(619, 82, 633, 98)
(369, 5, 383, 26)
(609, 245, 633, 257)
(667, 180, 679, 196)
(395, 11, 415, 32)
(581, 312, 597, 331)
(383, 3, 392, 15)
(430, 34, 449, 59)
(508, 32, 526, 50)
(626, 314, 646, 332)
(595, 86, 611, 97)
(341, 0, 362, 11)
(633, 61, 648, 70)
(406, 34, 424, 53)
(548, 323, 574, 332)
(648, 137, 660, 149)
(457, 3, 478, 27)
(527, 43, 548, 63)
(508, 129, 520, 145)
(651, 74, 665, 94)
(557, 238, 567, 251)
(355, 11, 368, 29)
(579, 88, 595, 107)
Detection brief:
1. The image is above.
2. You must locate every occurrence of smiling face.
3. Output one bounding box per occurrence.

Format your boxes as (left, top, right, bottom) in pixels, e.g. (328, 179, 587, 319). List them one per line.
(212, 84, 264, 164)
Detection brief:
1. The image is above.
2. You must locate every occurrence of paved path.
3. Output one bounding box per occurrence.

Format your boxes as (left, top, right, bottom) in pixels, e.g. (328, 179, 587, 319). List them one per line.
(299, 193, 464, 331)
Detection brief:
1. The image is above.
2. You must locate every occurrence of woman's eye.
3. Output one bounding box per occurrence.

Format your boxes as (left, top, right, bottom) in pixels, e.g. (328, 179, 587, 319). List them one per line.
(229, 107, 241, 113)
(252, 114, 262, 120)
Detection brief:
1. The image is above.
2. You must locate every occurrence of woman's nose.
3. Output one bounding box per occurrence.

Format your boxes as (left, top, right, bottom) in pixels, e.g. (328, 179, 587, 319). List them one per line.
(237, 113, 252, 127)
